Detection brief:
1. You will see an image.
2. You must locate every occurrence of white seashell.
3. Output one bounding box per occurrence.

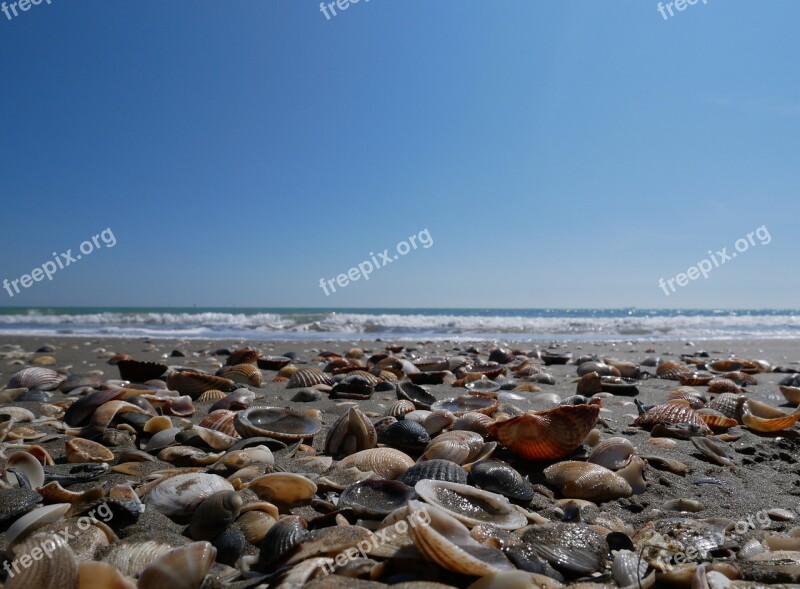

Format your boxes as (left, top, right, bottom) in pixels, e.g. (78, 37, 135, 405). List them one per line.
(7, 503, 71, 549)
(6, 532, 78, 589)
(145, 473, 233, 519)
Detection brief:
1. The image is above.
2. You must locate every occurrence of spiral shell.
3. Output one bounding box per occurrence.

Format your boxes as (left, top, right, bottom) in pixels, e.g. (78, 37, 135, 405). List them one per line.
(286, 367, 333, 389)
(487, 404, 600, 460)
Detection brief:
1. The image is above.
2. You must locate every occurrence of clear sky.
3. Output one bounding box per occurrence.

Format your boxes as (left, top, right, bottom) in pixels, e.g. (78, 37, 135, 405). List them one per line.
(0, 0, 798, 309)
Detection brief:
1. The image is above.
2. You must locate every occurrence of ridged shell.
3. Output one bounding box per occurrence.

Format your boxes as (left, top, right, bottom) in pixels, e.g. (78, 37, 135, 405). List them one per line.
(145, 473, 234, 520)
(587, 437, 635, 470)
(451, 412, 494, 436)
(101, 538, 183, 577)
(487, 405, 600, 460)
(398, 459, 468, 487)
(419, 431, 492, 465)
(286, 368, 333, 389)
(468, 460, 534, 502)
(379, 419, 431, 451)
(337, 448, 415, 479)
(543, 461, 633, 502)
(415, 480, 527, 529)
(741, 400, 800, 432)
(656, 361, 690, 380)
(234, 407, 322, 441)
(708, 393, 747, 419)
(257, 515, 308, 572)
(422, 409, 456, 436)
(696, 409, 738, 430)
(226, 348, 261, 365)
(708, 378, 742, 394)
(116, 360, 168, 383)
(324, 407, 377, 456)
(667, 387, 707, 409)
(187, 491, 243, 541)
(7, 532, 78, 589)
(677, 372, 714, 386)
(386, 400, 416, 419)
(216, 364, 263, 387)
(199, 409, 240, 437)
(634, 400, 711, 434)
(166, 371, 235, 399)
(8, 367, 66, 391)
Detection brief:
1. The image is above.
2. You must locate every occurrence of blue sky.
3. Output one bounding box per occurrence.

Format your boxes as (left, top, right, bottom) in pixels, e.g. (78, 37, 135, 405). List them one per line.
(0, 0, 798, 308)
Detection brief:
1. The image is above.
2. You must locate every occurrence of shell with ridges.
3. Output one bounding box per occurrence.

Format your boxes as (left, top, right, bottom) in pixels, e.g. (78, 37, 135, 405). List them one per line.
(634, 400, 711, 434)
(216, 363, 263, 387)
(166, 371, 235, 399)
(7, 532, 78, 589)
(8, 367, 66, 391)
(286, 367, 333, 389)
(337, 448, 415, 479)
(543, 461, 633, 502)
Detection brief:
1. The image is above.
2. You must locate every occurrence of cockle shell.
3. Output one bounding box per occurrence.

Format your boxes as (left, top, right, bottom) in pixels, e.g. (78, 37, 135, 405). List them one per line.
(487, 404, 600, 460)
(137, 541, 216, 589)
(656, 361, 690, 380)
(199, 409, 239, 437)
(101, 537, 184, 577)
(398, 459, 468, 487)
(8, 367, 66, 391)
(634, 400, 711, 434)
(667, 387, 707, 409)
(256, 515, 308, 572)
(708, 393, 747, 419)
(337, 448, 415, 479)
(286, 367, 333, 389)
(451, 411, 494, 436)
(543, 461, 632, 502)
(197, 389, 228, 402)
(77, 561, 136, 589)
(419, 431, 495, 465)
(677, 372, 715, 386)
(708, 378, 742, 394)
(696, 409, 738, 430)
(145, 473, 234, 520)
(216, 363, 263, 387)
(6, 533, 78, 589)
(588, 437, 635, 470)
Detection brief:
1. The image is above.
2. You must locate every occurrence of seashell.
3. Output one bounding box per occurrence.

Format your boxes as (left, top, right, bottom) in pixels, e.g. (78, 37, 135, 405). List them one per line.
(6, 532, 78, 589)
(431, 395, 498, 417)
(339, 478, 417, 518)
(65, 438, 114, 463)
(612, 549, 655, 589)
(101, 536, 185, 577)
(324, 407, 377, 457)
(677, 372, 715, 386)
(575, 372, 602, 395)
(256, 515, 309, 572)
(6, 503, 71, 547)
(145, 473, 234, 520)
(587, 437, 635, 470)
(451, 411, 494, 437)
(691, 437, 734, 466)
(209, 387, 255, 412)
(396, 381, 437, 410)
(330, 373, 374, 400)
(468, 460, 534, 502)
(779, 385, 800, 405)
(218, 445, 275, 470)
(541, 351, 572, 366)
(189, 425, 239, 450)
(457, 362, 505, 380)
(116, 360, 168, 383)
(216, 363, 263, 387)
(656, 361, 690, 380)
(398, 459, 468, 487)
(8, 367, 66, 390)
(234, 407, 322, 441)
(708, 393, 747, 419)
(408, 370, 451, 385)
(2, 450, 45, 489)
(62, 389, 125, 427)
(143, 415, 173, 434)
(708, 359, 743, 374)
(144, 427, 180, 452)
(107, 352, 133, 365)
(721, 370, 758, 386)
(415, 479, 527, 529)
(137, 541, 216, 589)
(543, 461, 632, 502)
(286, 367, 333, 389)
(166, 371, 235, 399)
(667, 387, 707, 409)
(487, 404, 600, 460)
(640, 454, 689, 475)
(157, 446, 221, 466)
(77, 561, 136, 589)
(708, 378, 742, 394)
(197, 389, 228, 402)
(405, 500, 515, 575)
(419, 430, 493, 465)
(277, 364, 298, 378)
(386, 399, 416, 419)
(337, 448, 415, 479)
(662, 498, 705, 512)
(634, 400, 711, 434)
(378, 419, 431, 452)
(516, 522, 608, 575)
(696, 408, 738, 430)
(237, 510, 276, 545)
(187, 490, 243, 540)
(257, 355, 292, 370)
(465, 376, 501, 394)
(741, 400, 800, 432)
(199, 409, 239, 437)
(226, 348, 261, 365)
(617, 455, 647, 494)
(90, 400, 152, 430)
(422, 409, 456, 436)
(248, 473, 317, 506)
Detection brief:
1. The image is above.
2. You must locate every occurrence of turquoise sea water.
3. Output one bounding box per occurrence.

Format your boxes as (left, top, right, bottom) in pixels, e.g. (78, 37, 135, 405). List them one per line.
(0, 308, 798, 341)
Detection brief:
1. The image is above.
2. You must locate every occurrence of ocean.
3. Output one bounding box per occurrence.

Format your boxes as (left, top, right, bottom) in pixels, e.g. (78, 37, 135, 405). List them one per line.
(0, 308, 798, 341)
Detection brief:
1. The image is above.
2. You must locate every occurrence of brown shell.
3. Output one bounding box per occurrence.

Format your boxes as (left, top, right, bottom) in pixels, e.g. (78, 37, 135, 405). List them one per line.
(257, 356, 292, 371)
(667, 387, 707, 409)
(779, 385, 800, 405)
(65, 438, 114, 463)
(487, 404, 600, 460)
(166, 371, 235, 399)
(216, 364, 263, 387)
(634, 400, 711, 434)
(741, 400, 800, 433)
(286, 368, 333, 389)
(708, 393, 747, 419)
(708, 359, 743, 374)
(656, 361, 690, 380)
(336, 448, 415, 479)
(197, 389, 229, 402)
(721, 371, 758, 386)
(107, 353, 133, 365)
(234, 407, 322, 441)
(677, 372, 714, 386)
(199, 410, 240, 437)
(337, 370, 381, 386)
(696, 409, 738, 430)
(707, 378, 742, 394)
(116, 360, 169, 383)
(226, 348, 261, 365)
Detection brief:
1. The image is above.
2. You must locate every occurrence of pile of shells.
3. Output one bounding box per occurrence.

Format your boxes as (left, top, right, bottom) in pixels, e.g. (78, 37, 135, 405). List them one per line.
(0, 341, 799, 589)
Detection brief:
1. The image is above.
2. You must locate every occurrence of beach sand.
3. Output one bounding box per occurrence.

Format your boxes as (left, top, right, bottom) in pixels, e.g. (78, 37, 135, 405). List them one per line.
(1, 335, 799, 587)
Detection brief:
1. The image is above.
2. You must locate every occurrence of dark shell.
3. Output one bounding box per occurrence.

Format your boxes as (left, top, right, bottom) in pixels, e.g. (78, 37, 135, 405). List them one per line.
(286, 368, 333, 389)
(226, 348, 261, 365)
(117, 360, 168, 383)
(257, 356, 293, 371)
(519, 523, 608, 575)
(211, 525, 246, 566)
(63, 389, 125, 427)
(488, 348, 514, 364)
(234, 407, 322, 441)
(187, 491, 244, 541)
(396, 382, 436, 410)
(339, 479, 417, 518)
(330, 374, 374, 400)
(541, 352, 572, 366)
(291, 389, 323, 402)
(468, 460, 534, 503)
(166, 371, 236, 399)
(600, 376, 639, 396)
(407, 371, 451, 385)
(59, 373, 103, 393)
(397, 459, 468, 487)
(257, 515, 308, 572)
(577, 361, 616, 377)
(377, 420, 431, 453)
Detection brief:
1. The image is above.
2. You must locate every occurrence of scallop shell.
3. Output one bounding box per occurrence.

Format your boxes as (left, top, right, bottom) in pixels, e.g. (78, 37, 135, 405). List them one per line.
(708, 378, 742, 394)
(234, 406, 322, 441)
(286, 367, 333, 389)
(587, 437, 635, 470)
(415, 479, 527, 529)
(708, 393, 747, 419)
(543, 461, 633, 502)
(116, 360, 168, 383)
(65, 438, 114, 463)
(166, 371, 235, 399)
(397, 459, 468, 487)
(145, 473, 234, 520)
(137, 541, 216, 589)
(8, 367, 66, 391)
(216, 364, 263, 387)
(404, 500, 515, 576)
(337, 448, 415, 479)
(634, 400, 711, 434)
(199, 409, 239, 437)
(6, 532, 78, 589)
(487, 404, 600, 460)
(324, 407, 377, 456)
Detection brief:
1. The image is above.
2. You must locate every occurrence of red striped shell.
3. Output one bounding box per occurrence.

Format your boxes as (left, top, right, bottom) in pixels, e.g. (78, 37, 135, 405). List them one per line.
(656, 361, 690, 380)
(707, 378, 742, 394)
(199, 409, 240, 438)
(634, 400, 711, 434)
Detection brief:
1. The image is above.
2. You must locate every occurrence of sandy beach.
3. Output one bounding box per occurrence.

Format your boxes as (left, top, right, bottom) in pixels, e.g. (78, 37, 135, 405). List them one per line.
(1, 335, 799, 588)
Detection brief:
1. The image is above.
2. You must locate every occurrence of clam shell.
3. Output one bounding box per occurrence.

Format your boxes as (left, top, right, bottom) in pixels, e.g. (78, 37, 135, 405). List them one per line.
(339, 479, 418, 518)
(487, 404, 600, 460)
(226, 348, 261, 365)
(77, 561, 136, 589)
(234, 407, 322, 441)
(378, 419, 431, 452)
(677, 372, 715, 386)
(248, 473, 317, 505)
(286, 367, 333, 389)
(199, 409, 239, 437)
(337, 448, 415, 479)
(419, 431, 493, 465)
(422, 409, 456, 436)
(219, 445, 275, 469)
(415, 480, 527, 529)
(543, 461, 632, 502)
(396, 381, 437, 410)
(256, 515, 308, 572)
(101, 537, 186, 577)
(656, 361, 690, 380)
(708, 359, 743, 374)
(634, 400, 711, 434)
(779, 385, 800, 405)
(405, 500, 515, 575)
(216, 363, 263, 387)
(431, 395, 499, 417)
(145, 473, 234, 520)
(6, 503, 71, 548)
(667, 387, 707, 409)
(741, 400, 800, 432)
(398, 459, 468, 487)
(137, 541, 216, 589)
(237, 510, 275, 545)
(116, 360, 168, 383)
(588, 437, 635, 470)
(518, 522, 608, 575)
(7, 532, 78, 589)
(324, 407, 377, 456)
(691, 437, 734, 466)
(708, 378, 742, 394)
(468, 460, 534, 502)
(2, 450, 45, 489)
(451, 411, 494, 436)
(8, 367, 66, 391)
(257, 355, 292, 370)
(386, 400, 416, 419)
(65, 438, 114, 463)
(187, 490, 243, 541)
(166, 371, 235, 399)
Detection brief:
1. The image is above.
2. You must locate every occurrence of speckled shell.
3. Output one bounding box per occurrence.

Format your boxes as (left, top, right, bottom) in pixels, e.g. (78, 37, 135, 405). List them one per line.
(487, 405, 600, 460)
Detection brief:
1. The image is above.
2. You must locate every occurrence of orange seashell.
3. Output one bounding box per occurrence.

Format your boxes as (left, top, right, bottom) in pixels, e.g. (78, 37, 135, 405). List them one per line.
(707, 378, 742, 394)
(656, 361, 690, 380)
(677, 372, 714, 386)
(286, 368, 333, 389)
(271, 376, 289, 383)
(487, 405, 600, 460)
(696, 409, 738, 430)
(226, 348, 262, 365)
(634, 400, 711, 434)
(741, 400, 800, 433)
